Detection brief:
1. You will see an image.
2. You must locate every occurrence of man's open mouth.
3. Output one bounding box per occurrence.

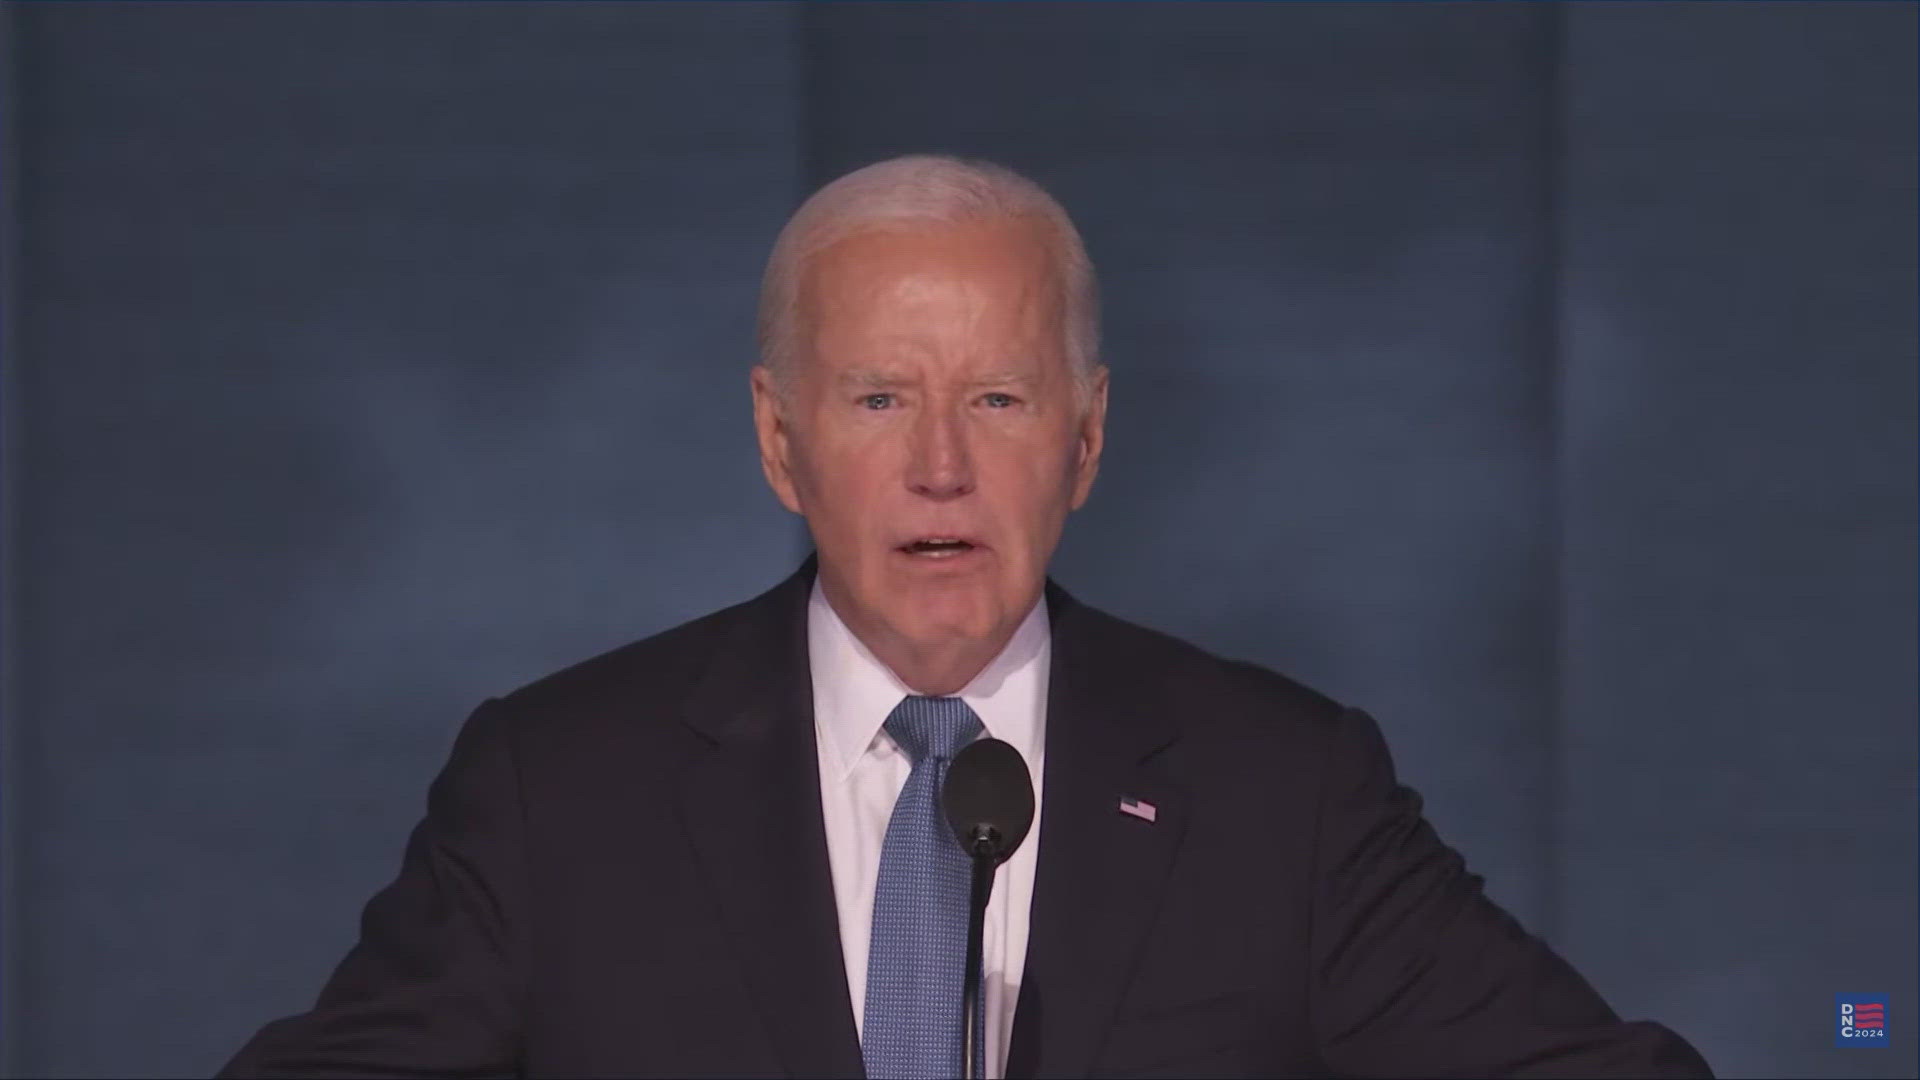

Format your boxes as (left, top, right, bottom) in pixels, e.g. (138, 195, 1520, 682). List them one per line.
(898, 538, 978, 558)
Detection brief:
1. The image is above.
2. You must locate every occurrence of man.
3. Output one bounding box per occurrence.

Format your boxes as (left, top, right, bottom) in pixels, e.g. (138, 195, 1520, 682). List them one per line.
(222, 155, 1711, 1078)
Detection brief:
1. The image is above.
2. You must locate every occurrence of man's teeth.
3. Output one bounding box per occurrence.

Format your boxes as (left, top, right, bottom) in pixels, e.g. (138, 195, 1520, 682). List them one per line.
(905, 539, 972, 553)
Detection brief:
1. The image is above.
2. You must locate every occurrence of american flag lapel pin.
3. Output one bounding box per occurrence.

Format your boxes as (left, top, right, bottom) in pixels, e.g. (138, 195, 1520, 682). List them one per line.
(1118, 795, 1158, 823)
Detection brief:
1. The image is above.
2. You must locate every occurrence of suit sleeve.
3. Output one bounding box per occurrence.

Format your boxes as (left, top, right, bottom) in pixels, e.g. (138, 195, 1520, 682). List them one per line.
(219, 698, 526, 1079)
(1307, 707, 1712, 1079)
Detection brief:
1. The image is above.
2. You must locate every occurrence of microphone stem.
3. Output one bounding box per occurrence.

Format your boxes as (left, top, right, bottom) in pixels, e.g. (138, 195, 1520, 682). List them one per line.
(962, 852, 994, 1080)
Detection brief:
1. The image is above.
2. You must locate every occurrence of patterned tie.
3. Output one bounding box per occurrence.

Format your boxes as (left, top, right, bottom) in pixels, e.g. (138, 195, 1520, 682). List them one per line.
(862, 695, 986, 1080)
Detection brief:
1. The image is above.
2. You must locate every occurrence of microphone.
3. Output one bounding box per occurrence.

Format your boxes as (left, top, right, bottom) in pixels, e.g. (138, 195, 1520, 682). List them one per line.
(942, 738, 1035, 1080)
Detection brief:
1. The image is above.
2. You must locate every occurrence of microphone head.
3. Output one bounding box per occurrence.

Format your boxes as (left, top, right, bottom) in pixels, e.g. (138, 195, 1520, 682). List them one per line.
(942, 738, 1036, 864)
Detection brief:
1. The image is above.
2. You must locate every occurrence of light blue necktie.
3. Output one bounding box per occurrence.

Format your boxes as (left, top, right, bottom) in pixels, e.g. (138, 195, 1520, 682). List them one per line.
(862, 695, 986, 1080)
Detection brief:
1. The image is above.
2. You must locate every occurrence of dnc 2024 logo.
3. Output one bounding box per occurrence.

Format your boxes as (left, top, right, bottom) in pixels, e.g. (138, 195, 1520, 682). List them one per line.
(1835, 995, 1889, 1047)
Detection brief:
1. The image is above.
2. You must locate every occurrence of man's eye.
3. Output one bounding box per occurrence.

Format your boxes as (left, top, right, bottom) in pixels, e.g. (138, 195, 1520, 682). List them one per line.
(860, 393, 894, 410)
(982, 392, 1018, 408)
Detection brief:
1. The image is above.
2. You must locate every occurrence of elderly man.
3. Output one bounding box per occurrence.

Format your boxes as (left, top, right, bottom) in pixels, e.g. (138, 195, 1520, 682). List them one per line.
(222, 156, 1711, 1079)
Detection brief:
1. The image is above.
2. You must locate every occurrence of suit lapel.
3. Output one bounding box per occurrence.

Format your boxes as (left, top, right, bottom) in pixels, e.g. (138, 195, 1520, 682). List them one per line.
(672, 562, 1184, 1078)
(676, 556, 866, 1079)
(1007, 581, 1188, 1078)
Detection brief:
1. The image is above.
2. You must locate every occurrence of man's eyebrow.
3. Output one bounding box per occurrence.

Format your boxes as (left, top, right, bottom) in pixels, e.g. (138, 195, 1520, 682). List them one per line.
(837, 369, 915, 388)
(833, 369, 1042, 388)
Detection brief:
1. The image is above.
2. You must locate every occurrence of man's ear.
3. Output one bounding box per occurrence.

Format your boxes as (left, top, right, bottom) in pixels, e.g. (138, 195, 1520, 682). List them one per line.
(750, 365, 804, 515)
(1069, 365, 1108, 511)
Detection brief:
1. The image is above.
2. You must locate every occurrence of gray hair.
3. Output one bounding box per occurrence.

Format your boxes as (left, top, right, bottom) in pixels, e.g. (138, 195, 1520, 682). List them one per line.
(755, 154, 1102, 406)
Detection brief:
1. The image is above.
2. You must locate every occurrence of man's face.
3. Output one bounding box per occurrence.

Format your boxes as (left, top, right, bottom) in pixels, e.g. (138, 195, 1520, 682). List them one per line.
(751, 216, 1106, 669)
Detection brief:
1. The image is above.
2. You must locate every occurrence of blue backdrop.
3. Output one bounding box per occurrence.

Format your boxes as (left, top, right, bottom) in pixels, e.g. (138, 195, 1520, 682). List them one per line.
(3, 3, 1913, 1077)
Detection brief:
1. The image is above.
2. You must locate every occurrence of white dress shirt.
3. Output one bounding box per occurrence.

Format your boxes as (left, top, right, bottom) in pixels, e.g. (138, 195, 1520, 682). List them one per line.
(808, 578, 1048, 1080)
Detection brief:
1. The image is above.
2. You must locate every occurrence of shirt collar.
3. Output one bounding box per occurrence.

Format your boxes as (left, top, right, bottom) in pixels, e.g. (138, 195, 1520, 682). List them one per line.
(808, 575, 1050, 782)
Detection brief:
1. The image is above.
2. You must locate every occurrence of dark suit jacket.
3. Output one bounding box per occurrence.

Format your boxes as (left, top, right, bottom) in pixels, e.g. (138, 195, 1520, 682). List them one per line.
(222, 556, 1711, 1079)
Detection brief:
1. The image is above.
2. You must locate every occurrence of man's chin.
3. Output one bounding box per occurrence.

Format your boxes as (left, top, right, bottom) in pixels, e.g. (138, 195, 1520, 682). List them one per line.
(878, 576, 1042, 644)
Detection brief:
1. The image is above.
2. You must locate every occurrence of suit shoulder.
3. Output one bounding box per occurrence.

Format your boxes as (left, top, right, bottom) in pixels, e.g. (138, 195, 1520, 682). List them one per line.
(1069, 599, 1349, 732)
(493, 590, 762, 718)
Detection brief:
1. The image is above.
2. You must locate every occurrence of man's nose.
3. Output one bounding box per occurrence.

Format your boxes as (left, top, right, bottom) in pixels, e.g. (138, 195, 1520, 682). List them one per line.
(905, 405, 975, 500)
